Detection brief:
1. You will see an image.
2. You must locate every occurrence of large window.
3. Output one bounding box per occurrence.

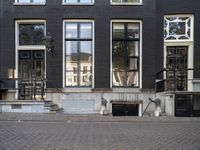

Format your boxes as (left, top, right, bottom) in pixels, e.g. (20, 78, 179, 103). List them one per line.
(112, 21, 140, 87)
(111, 0, 142, 5)
(15, 0, 45, 4)
(64, 21, 93, 87)
(63, 0, 94, 5)
(164, 15, 194, 41)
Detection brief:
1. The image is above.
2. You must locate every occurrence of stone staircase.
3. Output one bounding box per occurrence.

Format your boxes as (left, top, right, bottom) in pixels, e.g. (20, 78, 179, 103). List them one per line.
(44, 100, 63, 114)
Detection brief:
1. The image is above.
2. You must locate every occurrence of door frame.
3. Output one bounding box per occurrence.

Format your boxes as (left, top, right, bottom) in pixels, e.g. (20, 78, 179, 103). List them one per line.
(15, 20, 46, 99)
(164, 42, 194, 91)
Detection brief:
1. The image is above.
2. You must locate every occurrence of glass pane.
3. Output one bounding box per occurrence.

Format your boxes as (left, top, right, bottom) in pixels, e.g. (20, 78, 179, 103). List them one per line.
(128, 58, 138, 70)
(127, 41, 139, 56)
(169, 22, 186, 35)
(80, 41, 92, 62)
(65, 0, 78, 3)
(66, 71, 78, 86)
(113, 41, 124, 57)
(21, 61, 30, 79)
(33, 0, 45, 3)
(113, 57, 124, 71)
(66, 41, 78, 55)
(66, 56, 78, 71)
(80, 0, 92, 3)
(19, 24, 45, 45)
(113, 23, 124, 39)
(80, 23, 92, 39)
(127, 23, 140, 39)
(65, 23, 78, 38)
(113, 71, 126, 86)
(35, 61, 43, 78)
(80, 71, 92, 86)
(127, 72, 138, 86)
(18, 0, 30, 3)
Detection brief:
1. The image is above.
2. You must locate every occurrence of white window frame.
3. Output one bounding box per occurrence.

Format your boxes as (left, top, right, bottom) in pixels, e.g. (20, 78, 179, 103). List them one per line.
(14, 0, 46, 5)
(62, 0, 94, 5)
(15, 20, 46, 98)
(111, 0, 143, 5)
(63, 20, 95, 89)
(163, 14, 194, 91)
(110, 20, 142, 89)
(164, 14, 194, 42)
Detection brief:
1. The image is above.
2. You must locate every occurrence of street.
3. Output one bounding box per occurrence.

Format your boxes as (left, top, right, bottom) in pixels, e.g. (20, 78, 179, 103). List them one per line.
(0, 115, 200, 150)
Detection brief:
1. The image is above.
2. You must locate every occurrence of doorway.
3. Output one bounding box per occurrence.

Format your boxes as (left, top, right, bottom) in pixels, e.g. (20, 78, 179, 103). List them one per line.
(166, 46, 188, 91)
(18, 50, 45, 100)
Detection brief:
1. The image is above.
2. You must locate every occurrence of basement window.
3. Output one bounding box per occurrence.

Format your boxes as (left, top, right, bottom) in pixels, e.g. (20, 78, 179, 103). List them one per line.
(11, 104, 22, 109)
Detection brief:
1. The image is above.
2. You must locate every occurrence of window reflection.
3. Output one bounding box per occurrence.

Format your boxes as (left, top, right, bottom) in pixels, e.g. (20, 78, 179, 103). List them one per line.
(65, 22, 93, 87)
(112, 22, 140, 87)
(19, 24, 45, 45)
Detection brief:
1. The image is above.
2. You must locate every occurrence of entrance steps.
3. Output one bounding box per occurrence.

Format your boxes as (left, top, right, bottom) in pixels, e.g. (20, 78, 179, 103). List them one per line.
(44, 100, 63, 114)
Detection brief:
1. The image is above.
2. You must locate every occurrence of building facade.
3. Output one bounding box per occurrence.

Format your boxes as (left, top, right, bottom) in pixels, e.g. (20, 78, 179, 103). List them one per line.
(0, 0, 200, 116)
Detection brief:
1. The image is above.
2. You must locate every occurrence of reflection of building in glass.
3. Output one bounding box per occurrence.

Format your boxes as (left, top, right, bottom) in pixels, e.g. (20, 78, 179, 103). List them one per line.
(66, 53, 92, 86)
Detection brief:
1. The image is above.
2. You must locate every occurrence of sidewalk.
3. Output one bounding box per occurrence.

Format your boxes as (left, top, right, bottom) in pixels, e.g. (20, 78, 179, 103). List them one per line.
(1, 112, 200, 123)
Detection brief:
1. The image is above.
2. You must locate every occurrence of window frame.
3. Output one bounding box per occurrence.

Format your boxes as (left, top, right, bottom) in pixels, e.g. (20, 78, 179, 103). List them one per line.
(110, 20, 142, 88)
(63, 20, 95, 88)
(110, 0, 143, 5)
(164, 14, 194, 42)
(62, 0, 94, 5)
(14, 0, 46, 5)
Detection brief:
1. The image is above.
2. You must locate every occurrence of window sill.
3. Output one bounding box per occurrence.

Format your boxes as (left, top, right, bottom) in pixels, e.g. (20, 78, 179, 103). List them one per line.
(13, 3, 46, 6)
(62, 3, 94, 6)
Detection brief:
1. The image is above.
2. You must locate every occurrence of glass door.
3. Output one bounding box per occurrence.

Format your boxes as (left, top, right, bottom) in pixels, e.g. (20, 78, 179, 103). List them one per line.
(18, 50, 45, 100)
(166, 46, 188, 91)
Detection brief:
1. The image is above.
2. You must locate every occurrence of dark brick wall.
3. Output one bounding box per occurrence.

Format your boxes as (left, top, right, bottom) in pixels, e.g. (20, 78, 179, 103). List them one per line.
(0, 0, 157, 89)
(156, 0, 200, 78)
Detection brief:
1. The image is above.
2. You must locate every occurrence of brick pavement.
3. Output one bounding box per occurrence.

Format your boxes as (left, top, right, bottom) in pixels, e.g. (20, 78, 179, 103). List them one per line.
(0, 113, 200, 150)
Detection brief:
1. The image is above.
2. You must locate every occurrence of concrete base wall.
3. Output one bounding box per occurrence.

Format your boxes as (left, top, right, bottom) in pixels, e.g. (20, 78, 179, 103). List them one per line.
(0, 101, 45, 113)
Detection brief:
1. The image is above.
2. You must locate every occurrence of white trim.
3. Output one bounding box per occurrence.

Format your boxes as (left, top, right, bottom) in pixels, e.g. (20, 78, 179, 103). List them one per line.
(62, 0, 94, 5)
(15, 20, 46, 99)
(110, 0, 143, 5)
(110, 20, 142, 88)
(63, 19, 95, 88)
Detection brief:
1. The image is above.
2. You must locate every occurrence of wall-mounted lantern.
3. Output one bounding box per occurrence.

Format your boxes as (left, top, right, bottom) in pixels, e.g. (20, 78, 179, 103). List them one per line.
(43, 35, 54, 52)
(8, 69, 16, 79)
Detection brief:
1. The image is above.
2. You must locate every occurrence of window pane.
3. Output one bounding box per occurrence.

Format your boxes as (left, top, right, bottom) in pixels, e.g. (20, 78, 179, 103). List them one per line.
(65, 0, 77, 3)
(113, 23, 124, 39)
(65, 0, 92, 3)
(80, 23, 92, 39)
(127, 23, 140, 39)
(19, 24, 45, 45)
(18, 0, 30, 3)
(80, 41, 92, 65)
(17, 0, 45, 3)
(113, 71, 126, 86)
(113, 57, 124, 71)
(113, 41, 124, 57)
(66, 41, 78, 55)
(128, 58, 138, 70)
(127, 72, 138, 86)
(65, 23, 78, 38)
(80, 71, 92, 86)
(112, 0, 140, 3)
(66, 71, 78, 86)
(80, 0, 92, 3)
(127, 41, 139, 56)
(169, 22, 186, 35)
